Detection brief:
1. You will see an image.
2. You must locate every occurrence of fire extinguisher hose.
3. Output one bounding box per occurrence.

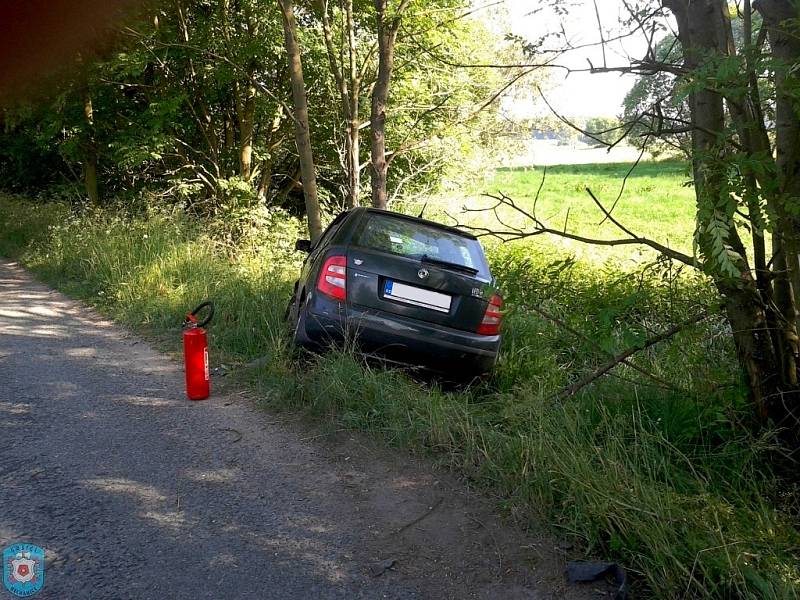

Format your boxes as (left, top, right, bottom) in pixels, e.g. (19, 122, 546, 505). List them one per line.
(184, 301, 215, 328)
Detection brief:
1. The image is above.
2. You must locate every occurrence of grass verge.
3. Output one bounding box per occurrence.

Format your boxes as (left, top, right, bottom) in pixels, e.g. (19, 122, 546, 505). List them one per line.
(1, 188, 798, 599)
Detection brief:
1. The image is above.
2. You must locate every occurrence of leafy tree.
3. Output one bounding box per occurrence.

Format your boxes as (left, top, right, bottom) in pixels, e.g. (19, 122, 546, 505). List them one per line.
(490, 0, 800, 444)
(309, 0, 522, 208)
(621, 35, 690, 157)
(658, 0, 800, 436)
(580, 116, 623, 146)
(0, 0, 523, 227)
(448, 0, 800, 444)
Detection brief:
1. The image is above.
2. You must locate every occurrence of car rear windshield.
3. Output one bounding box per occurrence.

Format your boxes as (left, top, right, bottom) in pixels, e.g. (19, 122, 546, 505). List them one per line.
(353, 213, 491, 279)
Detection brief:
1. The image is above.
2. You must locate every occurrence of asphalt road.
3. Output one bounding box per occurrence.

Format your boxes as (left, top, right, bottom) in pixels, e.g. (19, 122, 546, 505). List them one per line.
(0, 260, 591, 600)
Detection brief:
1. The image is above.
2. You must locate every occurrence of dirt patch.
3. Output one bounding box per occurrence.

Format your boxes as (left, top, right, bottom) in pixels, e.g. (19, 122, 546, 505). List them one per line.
(263, 418, 611, 600)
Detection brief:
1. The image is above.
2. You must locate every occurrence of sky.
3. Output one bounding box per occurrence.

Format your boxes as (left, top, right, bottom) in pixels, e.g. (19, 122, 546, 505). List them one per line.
(501, 0, 660, 118)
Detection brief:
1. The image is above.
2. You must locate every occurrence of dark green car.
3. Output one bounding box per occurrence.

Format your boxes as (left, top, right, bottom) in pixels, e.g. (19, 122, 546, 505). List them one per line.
(288, 208, 503, 375)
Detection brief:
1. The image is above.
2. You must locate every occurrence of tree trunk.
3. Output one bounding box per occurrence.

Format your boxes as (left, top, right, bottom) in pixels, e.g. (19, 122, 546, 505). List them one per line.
(239, 84, 256, 181)
(275, 162, 302, 206)
(754, 0, 800, 429)
(278, 0, 323, 242)
(724, 0, 799, 387)
(370, 0, 403, 210)
(346, 0, 360, 209)
(772, 236, 799, 386)
(348, 97, 361, 208)
(81, 86, 99, 205)
(664, 0, 778, 421)
(224, 109, 235, 154)
(239, 4, 259, 183)
(318, 0, 361, 208)
(757, 0, 800, 311)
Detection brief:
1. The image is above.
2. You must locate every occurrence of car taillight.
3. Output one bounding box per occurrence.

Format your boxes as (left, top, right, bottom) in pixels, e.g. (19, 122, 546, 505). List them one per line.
(317, 255, 347, 301)
(477, 294, 503, 335)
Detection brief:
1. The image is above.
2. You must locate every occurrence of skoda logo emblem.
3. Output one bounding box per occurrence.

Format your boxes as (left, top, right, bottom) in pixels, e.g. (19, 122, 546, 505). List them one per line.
(417, 268, 429, 280)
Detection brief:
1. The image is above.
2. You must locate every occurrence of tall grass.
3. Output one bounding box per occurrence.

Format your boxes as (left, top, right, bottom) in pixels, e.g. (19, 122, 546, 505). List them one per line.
(3, 199, 298, 362)
(1, 187, 798, 599)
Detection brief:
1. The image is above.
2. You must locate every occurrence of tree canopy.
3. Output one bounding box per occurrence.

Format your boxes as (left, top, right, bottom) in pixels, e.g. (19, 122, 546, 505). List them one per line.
(0, 0, 529, 221)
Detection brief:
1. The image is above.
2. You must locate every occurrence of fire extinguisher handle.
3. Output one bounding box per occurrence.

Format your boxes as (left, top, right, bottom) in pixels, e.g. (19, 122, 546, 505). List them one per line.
(189, 301, 215, 328)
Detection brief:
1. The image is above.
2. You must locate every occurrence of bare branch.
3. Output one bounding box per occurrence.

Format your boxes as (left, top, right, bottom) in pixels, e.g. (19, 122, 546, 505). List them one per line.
(553, 312, 710, 400)
(455, 191, 696, 267)
(599, 137, 652, 225)
(527, 304, 694, 394)
(592, 0, 607, 68)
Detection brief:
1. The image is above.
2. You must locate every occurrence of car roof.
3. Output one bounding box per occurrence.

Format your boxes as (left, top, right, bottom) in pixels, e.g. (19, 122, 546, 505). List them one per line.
(349, 207, 479, 241)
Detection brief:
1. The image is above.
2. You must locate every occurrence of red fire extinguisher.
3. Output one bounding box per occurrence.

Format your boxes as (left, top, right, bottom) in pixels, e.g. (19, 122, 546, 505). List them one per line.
(183, 301, 215, 400)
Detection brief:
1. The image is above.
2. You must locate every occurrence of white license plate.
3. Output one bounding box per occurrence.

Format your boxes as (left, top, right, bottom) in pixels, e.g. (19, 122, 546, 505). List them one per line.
(384, 280, 451, 313)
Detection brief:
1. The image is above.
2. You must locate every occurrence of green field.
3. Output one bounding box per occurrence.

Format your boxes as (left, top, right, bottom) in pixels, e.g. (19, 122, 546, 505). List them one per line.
(483, 161, 696, 251)
(408, 161, 698, 265)
(1, 161, 798, 599)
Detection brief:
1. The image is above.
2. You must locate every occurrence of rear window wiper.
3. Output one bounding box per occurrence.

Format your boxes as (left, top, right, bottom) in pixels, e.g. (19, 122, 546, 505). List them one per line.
(420, 254, 479, 276)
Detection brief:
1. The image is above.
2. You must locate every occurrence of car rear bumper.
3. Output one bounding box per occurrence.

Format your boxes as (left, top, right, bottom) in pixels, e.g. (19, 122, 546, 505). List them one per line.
(302, 293, 500, 374)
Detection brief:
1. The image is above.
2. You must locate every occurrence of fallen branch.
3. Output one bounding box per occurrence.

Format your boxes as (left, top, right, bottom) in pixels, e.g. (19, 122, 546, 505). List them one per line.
(528, 304, 688, 394)
(391, 497, 444, 537)
(552, 313, 710, 401)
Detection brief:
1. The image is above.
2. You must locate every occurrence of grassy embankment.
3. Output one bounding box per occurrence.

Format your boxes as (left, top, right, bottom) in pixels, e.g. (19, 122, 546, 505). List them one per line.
(1, 160, 798, 599)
